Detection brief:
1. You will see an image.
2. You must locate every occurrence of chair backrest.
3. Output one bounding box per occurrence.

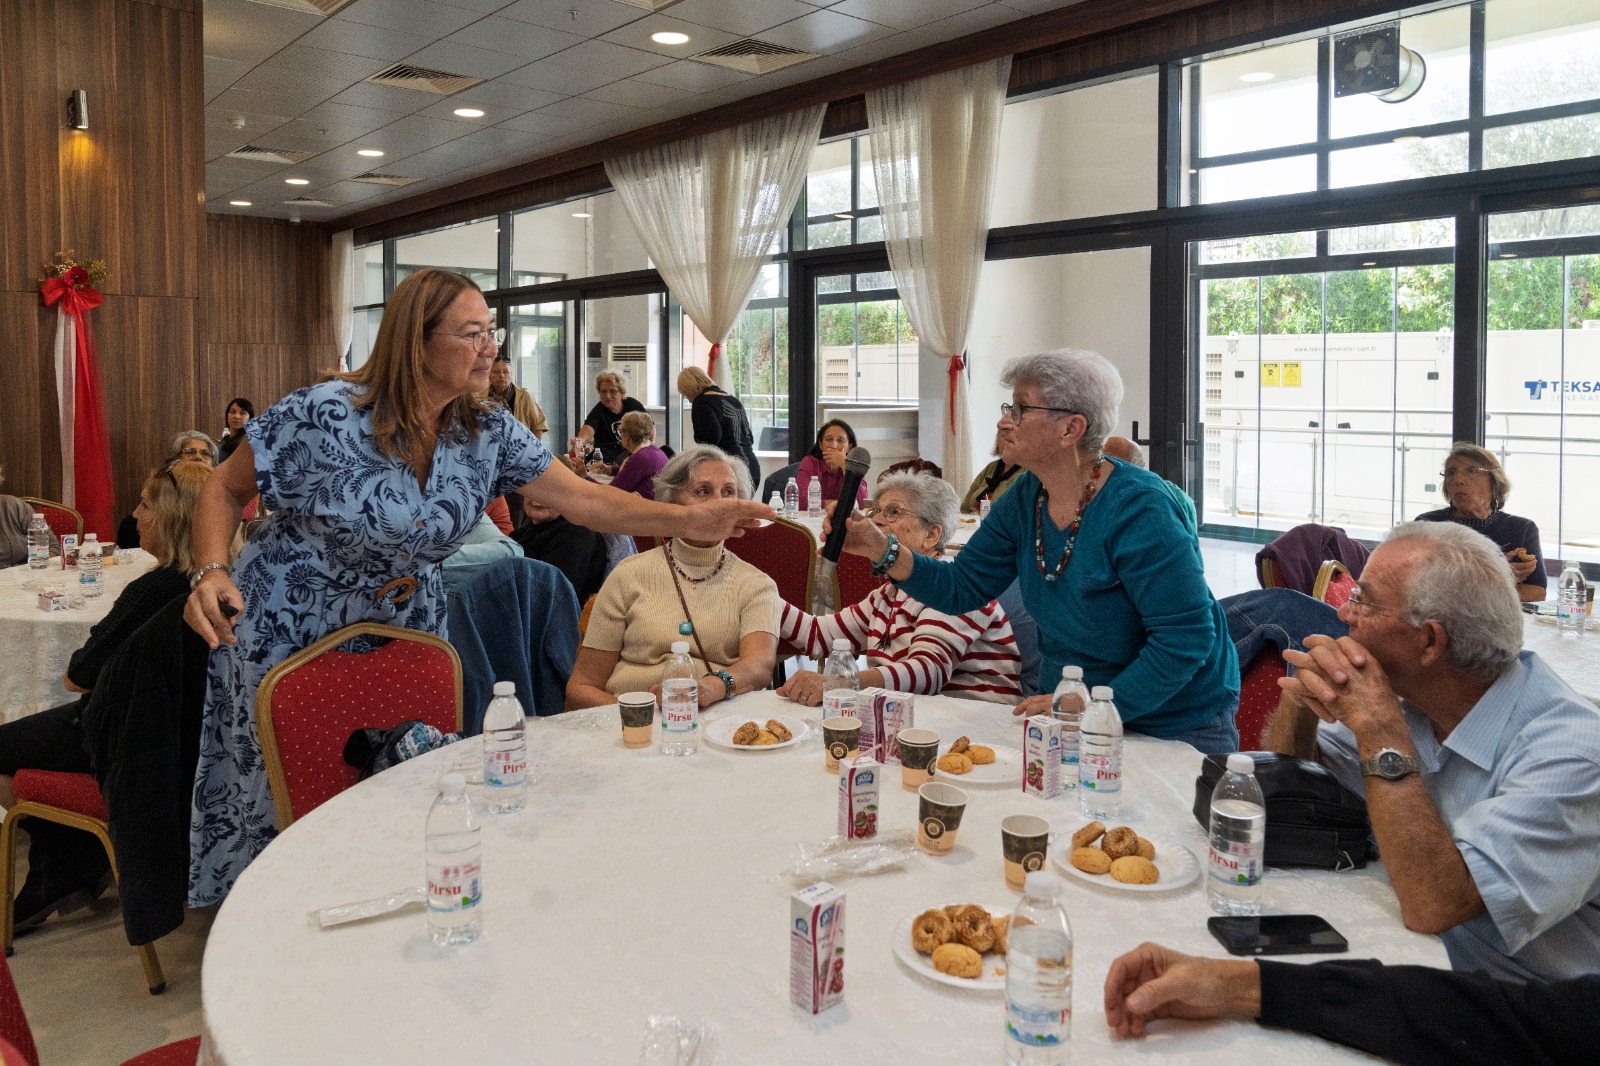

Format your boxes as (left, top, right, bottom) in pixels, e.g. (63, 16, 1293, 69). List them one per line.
(632, 534, 661, 556)
(722, 519, 816, 655)
(1257, 556, 1282, 589)
(20, 496, 81, 543)
(1313, 560, 1356, 608)
(1234, 649, 1289, 751)
(0, 954, 38, 1066)
(760, 461, 802, 504)
(256, 623, 463, 829)
(833, 551, 884, 611)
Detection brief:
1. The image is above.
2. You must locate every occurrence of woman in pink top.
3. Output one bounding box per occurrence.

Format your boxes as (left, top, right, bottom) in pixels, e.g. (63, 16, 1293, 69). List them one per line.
(796, 418, 870, 510)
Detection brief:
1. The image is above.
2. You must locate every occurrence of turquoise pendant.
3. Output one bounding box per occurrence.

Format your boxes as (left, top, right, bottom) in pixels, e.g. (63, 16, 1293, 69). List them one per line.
(679, 621, 694, 636)
(1044, 574, 1057, 583)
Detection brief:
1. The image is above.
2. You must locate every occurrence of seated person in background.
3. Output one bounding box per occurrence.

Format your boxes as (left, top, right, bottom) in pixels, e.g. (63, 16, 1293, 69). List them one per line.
(1264, 520, 1600, 981)
(0, 463, 212, 930)
(0, 467, 35, 567)
(960, 430, 1022, 514)
(486, 355, 547, 439)
(484, 495, 512, 535)
(607, 411, 669, 500)
(119, 431, 220, 548)
(218, 397, 254, 462)
(1416, 441, 1546, 602)
(797, 419, 869, 510)
(566, 446, 778, 710)
(1103, 940, 1599, 1065)
(576, 370, 646, 467)
(876, 457, 941, 483)
(777, 474, 1021, 706)
(1103, 435, 1197, 534)
(513, 497, 610, 604)
(441, 512, 521, 587)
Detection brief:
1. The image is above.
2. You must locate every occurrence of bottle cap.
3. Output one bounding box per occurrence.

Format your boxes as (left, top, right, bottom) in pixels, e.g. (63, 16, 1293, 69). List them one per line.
(832, 638, 852, 651)
(84, 533, 98, 541)
(1062, 665, 1083, 680)
(1023, 871, 1058, 898)
(671, 641, 690, 654)
(1090, 685, 1114, 700)
(437, 772, 466, 794)
(1226, 753, 1255, 775)
(493, 681, 515, 696)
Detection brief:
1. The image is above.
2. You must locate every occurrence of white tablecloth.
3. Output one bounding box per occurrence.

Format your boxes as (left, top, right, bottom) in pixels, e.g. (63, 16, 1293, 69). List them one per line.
(1522, 613, 1600, 704)
(0, 550, 157, 722)
(200, 692, 1443, 1065)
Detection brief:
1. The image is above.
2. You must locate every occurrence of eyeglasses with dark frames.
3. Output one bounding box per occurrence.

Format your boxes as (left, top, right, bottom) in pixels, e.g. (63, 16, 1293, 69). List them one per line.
(1001, 402, 1080, 423)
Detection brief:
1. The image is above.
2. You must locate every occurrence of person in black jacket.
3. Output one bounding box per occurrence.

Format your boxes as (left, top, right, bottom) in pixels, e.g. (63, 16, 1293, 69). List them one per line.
(0, 463, 213, 932)
(1103, 941, 1596, 1065)
(511, 497, 610, 604)
(677, 366, 760, 490)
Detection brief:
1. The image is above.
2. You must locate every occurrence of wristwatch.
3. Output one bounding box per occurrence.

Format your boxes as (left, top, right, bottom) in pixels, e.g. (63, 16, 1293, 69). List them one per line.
(190, 562, 230, 590)
(707, 670, 736, 702)
(1360, 747, 1424, 781)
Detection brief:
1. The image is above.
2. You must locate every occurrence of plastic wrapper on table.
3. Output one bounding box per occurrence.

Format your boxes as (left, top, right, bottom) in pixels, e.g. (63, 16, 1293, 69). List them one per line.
(639, 1015, 717, 1065)
(783, 828, 918, 885)
(308, 887, 425, 929)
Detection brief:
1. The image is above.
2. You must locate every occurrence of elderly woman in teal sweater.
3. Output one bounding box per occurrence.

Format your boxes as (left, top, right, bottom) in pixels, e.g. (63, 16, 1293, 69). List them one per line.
(831, 349, 1239, 754)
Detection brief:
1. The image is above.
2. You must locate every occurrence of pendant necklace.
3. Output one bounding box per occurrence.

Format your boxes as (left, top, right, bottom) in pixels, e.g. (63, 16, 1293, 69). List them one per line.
(1034, 457, 1105, 582)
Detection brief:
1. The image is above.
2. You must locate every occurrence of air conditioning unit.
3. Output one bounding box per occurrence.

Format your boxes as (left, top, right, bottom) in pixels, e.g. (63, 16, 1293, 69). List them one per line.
(607, 343, 648, 398)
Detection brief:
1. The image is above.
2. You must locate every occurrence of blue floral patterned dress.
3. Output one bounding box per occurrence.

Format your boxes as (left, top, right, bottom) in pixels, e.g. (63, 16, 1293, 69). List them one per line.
(188, 381, 551, 905)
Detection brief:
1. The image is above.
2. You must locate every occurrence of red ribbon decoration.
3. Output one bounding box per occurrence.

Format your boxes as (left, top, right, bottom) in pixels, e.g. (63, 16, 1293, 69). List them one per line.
(707, 340, 723, 382)
(40, 275, 115, 541)
(947, 352, 966, 433)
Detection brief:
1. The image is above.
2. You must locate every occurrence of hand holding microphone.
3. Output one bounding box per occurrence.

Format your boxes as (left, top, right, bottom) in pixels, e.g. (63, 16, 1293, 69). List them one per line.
(820, 447, 872, 564)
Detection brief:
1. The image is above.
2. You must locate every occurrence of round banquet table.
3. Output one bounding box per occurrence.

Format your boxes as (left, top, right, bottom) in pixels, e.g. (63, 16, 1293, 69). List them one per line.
(0, 549, 157, 722)
(1521, 613, 1600, 705)
(198, 692, 1444, 1066)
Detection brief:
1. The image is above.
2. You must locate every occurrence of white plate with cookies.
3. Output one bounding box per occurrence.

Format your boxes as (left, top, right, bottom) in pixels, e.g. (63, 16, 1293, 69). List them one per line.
(892, 903, 1012, 992)
(704, 715, 809, 751)
(932, 741, 1023, 787)
(1049, 823, 1199, 893)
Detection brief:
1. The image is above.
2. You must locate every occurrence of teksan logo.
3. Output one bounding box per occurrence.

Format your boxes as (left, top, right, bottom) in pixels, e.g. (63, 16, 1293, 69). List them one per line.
(1526, 379, 1600, 401)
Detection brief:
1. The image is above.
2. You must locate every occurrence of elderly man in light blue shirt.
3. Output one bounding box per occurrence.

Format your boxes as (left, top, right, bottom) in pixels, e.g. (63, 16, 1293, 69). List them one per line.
(1265, 520, 1600, 982)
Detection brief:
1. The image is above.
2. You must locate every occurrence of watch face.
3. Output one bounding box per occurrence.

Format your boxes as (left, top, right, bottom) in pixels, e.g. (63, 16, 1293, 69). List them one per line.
(1377, 750, 1407, 777)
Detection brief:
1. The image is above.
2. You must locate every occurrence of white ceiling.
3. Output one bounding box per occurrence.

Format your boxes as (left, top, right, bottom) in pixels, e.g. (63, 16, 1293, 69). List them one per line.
(203, 0, 1085, 223)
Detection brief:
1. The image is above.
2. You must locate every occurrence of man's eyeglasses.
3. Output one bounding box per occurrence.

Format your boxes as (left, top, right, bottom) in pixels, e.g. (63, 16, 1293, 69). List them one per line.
(1001, 402, 1079, 423)
(1347, 586, 1404, 615)
(1440, 465, 1491, 479)
(436, 327, 506, 352)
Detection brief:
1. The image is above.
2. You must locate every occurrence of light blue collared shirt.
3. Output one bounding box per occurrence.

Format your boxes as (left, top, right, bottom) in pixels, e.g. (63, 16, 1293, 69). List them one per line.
(1318, 650, 1600, 981)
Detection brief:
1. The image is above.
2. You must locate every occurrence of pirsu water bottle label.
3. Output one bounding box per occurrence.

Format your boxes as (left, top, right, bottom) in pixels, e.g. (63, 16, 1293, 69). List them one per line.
(1079, 752, 1120, 793)
(1208, 842, 1262, 887)
(1005, 997, 1072, 1048)
(661, 701, 697, 733)
(485, 748, 527, 788)
(427, 859, 483, 914)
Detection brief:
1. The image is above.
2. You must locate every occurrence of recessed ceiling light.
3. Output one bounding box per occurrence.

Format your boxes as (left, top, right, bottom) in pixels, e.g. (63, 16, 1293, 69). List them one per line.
(285, 177, 309, 185)
(454, 107, 485, 118)
(1239, 72, 1275, 83)
(572, 212, 592, 218)
(229, 200, 252, 206)
(651, 31, 690, 45)
(357, 148, 385, 157)
(1392, 135, 1423, 143)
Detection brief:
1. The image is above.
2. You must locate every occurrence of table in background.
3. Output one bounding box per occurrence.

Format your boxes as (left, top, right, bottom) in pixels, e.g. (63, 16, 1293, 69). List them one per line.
(791, 512, 979, 553)
(0, 550, 157, 722)
(199, 692, 1443, 1065)
(1522, 613, 1600, 704)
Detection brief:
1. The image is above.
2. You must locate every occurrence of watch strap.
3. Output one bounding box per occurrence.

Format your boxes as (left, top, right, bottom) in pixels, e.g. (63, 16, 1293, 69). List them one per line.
(1360, 748, 1424, 779)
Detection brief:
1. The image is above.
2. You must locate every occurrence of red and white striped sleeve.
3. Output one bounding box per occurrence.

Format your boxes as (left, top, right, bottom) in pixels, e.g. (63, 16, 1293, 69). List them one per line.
(776, 591, 879, 658)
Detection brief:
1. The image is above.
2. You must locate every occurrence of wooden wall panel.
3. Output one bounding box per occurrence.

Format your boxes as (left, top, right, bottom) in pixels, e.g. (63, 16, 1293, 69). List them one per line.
(0, 293, 50, 496)
(93, 295, 201, 503)
(0, 0, 62, 293)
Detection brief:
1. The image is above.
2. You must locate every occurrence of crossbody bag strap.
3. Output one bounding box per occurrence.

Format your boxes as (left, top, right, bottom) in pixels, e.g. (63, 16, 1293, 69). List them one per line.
(664, 546, 715, 675)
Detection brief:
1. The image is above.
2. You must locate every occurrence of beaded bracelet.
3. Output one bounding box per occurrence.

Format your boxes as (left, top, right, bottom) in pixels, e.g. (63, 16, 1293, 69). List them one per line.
(869, 533, 902, 579)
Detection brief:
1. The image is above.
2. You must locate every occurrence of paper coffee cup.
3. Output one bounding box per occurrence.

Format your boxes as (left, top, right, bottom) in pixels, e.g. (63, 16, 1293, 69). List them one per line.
(618, 692, 655, 749)
(916, 781, 968, 855)
(822, 717, 861, 772)
(897, 728, 939, 791)
(1000, 814, 1051, 890)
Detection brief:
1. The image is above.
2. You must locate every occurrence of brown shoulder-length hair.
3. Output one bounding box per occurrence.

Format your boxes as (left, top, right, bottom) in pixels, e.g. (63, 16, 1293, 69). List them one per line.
(146, 462, 211, 573)
(339, 269, 491, 466)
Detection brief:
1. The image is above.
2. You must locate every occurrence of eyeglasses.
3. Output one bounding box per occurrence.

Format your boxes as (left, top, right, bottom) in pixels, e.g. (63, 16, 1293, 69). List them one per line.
(435, 327, 506, 352)
(1346, 586, 1404, 615)
(1440, 465, 1491, 479)
(864, 504, 916, 523)
(1001, 402, 1079, 423)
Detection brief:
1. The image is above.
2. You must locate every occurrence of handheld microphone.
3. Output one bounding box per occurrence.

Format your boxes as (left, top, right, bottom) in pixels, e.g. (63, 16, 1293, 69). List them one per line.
(820, 446, 872, 564)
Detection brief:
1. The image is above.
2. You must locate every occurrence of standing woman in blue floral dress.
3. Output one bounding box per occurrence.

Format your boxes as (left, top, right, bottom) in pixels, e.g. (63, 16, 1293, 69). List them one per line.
(183, 269, 770, 905)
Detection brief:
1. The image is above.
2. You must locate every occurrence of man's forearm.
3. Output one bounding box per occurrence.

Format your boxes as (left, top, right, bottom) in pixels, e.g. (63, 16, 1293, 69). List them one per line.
(1262, 693, 1321, 759)
(1364, 773, 1485, 933)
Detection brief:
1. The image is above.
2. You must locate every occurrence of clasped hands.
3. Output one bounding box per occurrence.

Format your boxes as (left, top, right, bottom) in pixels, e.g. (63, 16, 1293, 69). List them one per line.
(1278, 633, 1403, 738)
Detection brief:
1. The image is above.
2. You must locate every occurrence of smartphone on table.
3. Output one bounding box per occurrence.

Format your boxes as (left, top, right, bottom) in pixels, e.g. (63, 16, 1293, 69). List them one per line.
(1207, 914, 1348, 956)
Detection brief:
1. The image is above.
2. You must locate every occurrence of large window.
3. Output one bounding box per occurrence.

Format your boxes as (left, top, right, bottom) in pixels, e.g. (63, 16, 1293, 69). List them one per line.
(804, 137, 882, 249)
(512, 193, 648, 283)
(394, 218, 499, 290)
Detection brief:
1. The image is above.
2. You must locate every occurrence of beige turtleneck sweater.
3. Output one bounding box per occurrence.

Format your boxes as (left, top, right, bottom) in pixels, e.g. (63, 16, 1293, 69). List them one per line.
(584, 539, 779, 695)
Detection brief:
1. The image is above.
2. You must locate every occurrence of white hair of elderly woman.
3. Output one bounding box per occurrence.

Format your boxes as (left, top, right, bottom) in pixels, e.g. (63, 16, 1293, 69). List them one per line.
(873, 472, 960, 552)
(171, 430, 219, 463)
(652, 444, 753, 503)
(1001, 349, 1124, 453)
(1385, 520, 1524, 683)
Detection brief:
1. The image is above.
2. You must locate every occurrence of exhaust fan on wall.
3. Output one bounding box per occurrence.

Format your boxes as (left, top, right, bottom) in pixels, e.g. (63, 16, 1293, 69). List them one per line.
(1333, 23, 1426, 103)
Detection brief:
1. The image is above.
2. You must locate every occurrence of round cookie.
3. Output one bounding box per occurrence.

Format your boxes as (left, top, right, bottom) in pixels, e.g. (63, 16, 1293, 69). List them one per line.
(731, 722, 759, 746)
(1070, 846, 1112, 874)
(937, 752, 973, 774)
(1135, 836, 1156, 861)
(1102, 826, 1140, 859)
(765, 719, 793, 743)
(1110, 855, 1160, 885)
(752, 730, 779, 745)
(990, 914, 1011, 955)
(1070, 821, 1105, 849)
(966, 745, 996, 765)
(931, 942, 983, 979)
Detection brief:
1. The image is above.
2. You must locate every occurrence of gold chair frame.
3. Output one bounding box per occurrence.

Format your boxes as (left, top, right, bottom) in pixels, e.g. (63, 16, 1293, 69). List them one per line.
(20, 497, 83, 541)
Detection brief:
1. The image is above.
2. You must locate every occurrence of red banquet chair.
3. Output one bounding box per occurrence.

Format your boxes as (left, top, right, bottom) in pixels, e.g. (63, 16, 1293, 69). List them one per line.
(256, 622, 463, 830)
(1313, 559, 1357, 608)
(722, 518, 816, 657)
(632, 534, 661, 556)
(0, 770, 166, 995)
(1234, 651, 1290, 751)
(832, 551, 883, 611)
(19, 498, 81, 544)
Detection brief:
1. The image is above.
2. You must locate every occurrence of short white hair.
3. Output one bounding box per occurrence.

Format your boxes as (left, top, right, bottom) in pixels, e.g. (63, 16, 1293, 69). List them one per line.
(1384, 521, 1523, 683)
(873, 473, 959, 552)
(1001, 349, 1123, 452)
(653, 445, 752, 503)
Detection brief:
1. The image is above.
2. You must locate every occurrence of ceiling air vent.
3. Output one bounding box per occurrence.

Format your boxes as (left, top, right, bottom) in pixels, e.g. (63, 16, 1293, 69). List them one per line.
(689, 39, 818, 76)
(282, 196, 343, 208)
(226, 145, 315, 165)
(351, 173, 422, 187)
(365, 63, 485, 96)
(609, 0, 685, 11)
(241, 0, 356, 15)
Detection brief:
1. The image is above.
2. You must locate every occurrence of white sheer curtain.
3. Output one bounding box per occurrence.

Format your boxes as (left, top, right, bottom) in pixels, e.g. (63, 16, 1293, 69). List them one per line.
(867, 58, 1011, 490)
(330, 229, 355, 372)
(605, 106, 824, 389)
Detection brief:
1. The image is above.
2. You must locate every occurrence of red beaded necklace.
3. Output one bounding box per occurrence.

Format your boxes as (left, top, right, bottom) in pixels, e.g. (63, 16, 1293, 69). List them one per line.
(1033, 457, 1105, 582)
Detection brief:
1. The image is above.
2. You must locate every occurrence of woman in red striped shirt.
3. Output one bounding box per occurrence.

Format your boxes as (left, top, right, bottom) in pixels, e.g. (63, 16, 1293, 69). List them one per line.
(776, 473, 1021, 706)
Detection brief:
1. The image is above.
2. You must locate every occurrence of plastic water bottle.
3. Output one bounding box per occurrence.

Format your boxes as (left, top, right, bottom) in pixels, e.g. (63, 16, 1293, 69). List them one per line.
(1005, 871, 1073, 1065)
(1052, 666, 1090, 787)
(661, 641, 699, 756)
(27, 514, 52, 569)
(784, 477, 800, 519)
(425, 772, 482, 946)
(78, 534, 104, 598)
(481, 680, 527, 814)
(820, 637, 859, 719)
(1558, 563, 1588, 638)
(807, 478, 822, 518)
(768, 490, 783, 515)
(979, 495, 992, 520)
(1078, 686, 1123, 818)
(1207, 754, 1266, 916)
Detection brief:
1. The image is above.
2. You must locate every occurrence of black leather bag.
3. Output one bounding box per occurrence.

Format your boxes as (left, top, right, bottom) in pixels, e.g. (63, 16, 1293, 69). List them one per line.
(1193, 751, 1375, 870)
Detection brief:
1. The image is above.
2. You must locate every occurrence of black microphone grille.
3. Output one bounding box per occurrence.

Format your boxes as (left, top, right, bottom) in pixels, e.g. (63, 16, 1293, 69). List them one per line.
(844, 447, 872, 475)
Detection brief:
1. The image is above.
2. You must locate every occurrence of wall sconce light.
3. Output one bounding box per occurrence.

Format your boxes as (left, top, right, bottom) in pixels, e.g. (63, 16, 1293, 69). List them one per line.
(66, 89, 88, 130)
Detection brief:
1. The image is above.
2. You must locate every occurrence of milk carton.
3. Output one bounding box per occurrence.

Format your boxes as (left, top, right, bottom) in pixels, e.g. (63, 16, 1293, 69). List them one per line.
(60, 534, 79, 570)
(36, 589, 69, 612)
(837, 756, 880, 841)
(790, 881, 846, 1014)
(1023, 714, 1063, 798)
(858, 688, 914, 764)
